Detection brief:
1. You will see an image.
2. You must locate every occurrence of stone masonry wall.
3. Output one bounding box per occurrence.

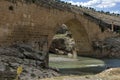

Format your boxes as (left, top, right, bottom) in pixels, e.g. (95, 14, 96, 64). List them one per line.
(0, 0, 103, 55)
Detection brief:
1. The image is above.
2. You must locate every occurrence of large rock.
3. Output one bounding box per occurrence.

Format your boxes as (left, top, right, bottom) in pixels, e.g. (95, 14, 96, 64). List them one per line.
(103, 37, 120, 58)
(56, 24, 68, 34)
(49, 24, 76, 55)
(92, 37, 120, 58)
(0, 43, 59, 80)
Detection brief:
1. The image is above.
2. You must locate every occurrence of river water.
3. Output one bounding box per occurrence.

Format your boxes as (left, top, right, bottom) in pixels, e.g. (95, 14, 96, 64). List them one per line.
(49, 54, 120, 75)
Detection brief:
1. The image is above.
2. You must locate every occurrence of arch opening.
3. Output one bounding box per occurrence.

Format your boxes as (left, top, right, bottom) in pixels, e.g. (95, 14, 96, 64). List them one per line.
(49, 19, 92, 56)
(48, 19, 94, 75)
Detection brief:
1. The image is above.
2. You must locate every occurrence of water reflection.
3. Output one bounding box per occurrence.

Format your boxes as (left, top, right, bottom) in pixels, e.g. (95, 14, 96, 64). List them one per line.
(49, 54, 120, 75)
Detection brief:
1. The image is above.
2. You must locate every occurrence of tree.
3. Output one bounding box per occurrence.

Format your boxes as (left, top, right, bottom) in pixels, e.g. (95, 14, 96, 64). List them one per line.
(105, 11, 110, 15)
(100, 10, 104, 13)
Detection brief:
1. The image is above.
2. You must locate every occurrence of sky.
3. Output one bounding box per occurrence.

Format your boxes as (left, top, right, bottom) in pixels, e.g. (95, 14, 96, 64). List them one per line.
(61, 0, 120, 14)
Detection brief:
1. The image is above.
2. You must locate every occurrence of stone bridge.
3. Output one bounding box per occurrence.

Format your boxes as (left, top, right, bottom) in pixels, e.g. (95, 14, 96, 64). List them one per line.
(0, 0, 105, 56)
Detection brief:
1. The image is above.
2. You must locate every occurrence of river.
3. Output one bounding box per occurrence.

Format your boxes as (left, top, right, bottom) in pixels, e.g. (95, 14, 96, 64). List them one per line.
(49, 54, 120, 75)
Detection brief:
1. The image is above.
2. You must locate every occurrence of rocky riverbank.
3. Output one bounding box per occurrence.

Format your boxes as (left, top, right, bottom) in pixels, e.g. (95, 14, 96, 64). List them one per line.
(92, 36, 120, 58)
(0, 43, 59, 80)
(41, 68, 120, 80)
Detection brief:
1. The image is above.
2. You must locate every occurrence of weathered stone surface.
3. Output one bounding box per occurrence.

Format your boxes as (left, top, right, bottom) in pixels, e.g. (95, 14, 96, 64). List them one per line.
(0, 43, 59, 80)
(103, 37, 120, 58)
(49, 24, 76, 55)
(92, 37, 120, 58)
(56, 24, 69, 34)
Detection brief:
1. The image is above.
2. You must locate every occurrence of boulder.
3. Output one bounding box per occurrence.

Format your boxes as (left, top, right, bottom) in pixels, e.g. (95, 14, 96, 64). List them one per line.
(0, 43, 59, 80)
(56, 24, 68, 34)
(49, 24, 76, 55)
(92, 37, 120, 58)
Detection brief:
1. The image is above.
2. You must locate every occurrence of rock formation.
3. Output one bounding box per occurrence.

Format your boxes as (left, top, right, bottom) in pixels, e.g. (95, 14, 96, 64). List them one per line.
(0, 43, 59, 80)
(92, 36, 120, 58)
(49, 24, 76, 56)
